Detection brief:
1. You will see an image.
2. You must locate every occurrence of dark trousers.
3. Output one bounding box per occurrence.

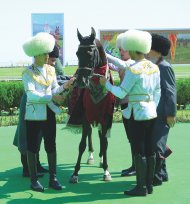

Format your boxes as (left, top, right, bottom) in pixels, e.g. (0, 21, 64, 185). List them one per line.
(121, 103, 132, 142)
(152, 117, 170, 180)
(152, 117, 170, 158)
(128, 116, 155, 157)
(26, 106, 56, 153)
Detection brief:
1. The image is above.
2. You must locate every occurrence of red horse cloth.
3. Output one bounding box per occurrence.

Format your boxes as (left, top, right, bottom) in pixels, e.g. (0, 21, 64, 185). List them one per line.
(83, 64, 115, 125)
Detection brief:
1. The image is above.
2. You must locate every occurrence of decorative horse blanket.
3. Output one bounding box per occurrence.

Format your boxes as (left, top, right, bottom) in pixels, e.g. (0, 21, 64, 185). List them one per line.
(68, 64, 115, 126)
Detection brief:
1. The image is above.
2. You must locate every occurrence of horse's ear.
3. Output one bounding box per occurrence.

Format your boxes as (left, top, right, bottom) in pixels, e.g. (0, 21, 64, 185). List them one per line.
(90, 27, 96, 41)
(77, 28, 83, 42)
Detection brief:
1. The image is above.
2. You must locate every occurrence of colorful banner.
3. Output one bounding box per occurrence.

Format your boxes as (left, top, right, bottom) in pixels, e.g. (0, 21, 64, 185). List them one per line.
(99, 29, 190, 64)
(168, 34, 177, 61)
(32, 13, 64, 65)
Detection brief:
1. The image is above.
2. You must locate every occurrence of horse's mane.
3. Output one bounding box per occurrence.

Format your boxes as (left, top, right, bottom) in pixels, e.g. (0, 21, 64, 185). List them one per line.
(95, 39, 107, 66)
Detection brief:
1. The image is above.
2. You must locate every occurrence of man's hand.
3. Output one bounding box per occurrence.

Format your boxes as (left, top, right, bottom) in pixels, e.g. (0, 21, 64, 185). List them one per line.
(63, 77, 76, 90)
(52, 95, 65, 105)
(166, 116, 176, 128)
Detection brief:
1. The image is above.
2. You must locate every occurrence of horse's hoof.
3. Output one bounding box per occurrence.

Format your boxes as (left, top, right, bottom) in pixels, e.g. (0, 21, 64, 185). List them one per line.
(103, 174, 112, 181)
(69, 175, 79, 184)
(99, 161, 103, 168)
(87, 158, 94, 165)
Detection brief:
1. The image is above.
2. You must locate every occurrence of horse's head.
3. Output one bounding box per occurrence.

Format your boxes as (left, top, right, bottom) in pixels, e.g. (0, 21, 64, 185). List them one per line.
(55, 26, 60, 34)
(75, 27, 104, 88)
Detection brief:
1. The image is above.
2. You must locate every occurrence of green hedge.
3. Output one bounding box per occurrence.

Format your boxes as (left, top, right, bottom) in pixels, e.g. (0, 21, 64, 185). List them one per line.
(176, 79, 190, 108)
(0, 81, 23, 111)
(0, 79, 190, 111)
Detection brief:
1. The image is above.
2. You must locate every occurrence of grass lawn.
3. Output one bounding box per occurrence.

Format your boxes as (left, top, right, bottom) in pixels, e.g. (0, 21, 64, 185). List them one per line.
(0, 65, 190, 79)
(0, 123, 190, 204)
(0, 66, 77, 78)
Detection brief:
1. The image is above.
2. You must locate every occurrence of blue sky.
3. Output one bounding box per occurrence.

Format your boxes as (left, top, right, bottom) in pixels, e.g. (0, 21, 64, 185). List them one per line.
(0, 0, 190, 66)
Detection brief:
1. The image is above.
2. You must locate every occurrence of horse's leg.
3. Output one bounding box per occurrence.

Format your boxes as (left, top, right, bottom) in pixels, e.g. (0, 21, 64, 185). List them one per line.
(99, 125, 112, 181)
(69, 121, 89, 183)
(87, 126, 94, 165)
(98, 130, 103, 167)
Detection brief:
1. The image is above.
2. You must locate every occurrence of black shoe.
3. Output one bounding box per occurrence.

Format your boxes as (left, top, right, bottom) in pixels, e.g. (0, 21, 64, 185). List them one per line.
(30, 180, 44, 192)
(147, 185, 153, 194)
(121, 168, 128, 173)
(37, 165, 49, 173)
(121, 166, 136, 177)
(153, 177, 162, 186)
(124, 186, 147, 196)
(162, 175, 168, 182)
(121, 170, 136, 177)
(121, 166, 133, 173)
(49, 178, 62, 190)
(121, 166, 135, 173)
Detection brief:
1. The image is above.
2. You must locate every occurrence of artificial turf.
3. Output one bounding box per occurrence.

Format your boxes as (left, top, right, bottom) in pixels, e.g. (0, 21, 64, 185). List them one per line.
(0, 123, 190, 204)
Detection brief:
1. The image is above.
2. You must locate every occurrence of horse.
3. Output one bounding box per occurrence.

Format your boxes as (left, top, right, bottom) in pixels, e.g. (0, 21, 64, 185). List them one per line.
(68, 27, 115, 183)
(53, 26, 60, 47)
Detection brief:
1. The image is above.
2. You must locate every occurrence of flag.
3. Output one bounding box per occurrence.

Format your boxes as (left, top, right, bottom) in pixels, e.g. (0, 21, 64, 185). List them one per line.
(168, 34, 177, 61)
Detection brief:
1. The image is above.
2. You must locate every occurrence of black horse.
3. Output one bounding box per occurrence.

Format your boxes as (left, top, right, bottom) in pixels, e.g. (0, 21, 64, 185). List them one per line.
(69, 27, 115, 183)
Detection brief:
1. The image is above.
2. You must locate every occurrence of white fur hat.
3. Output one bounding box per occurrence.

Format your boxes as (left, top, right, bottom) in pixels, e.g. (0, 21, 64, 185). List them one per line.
(121, 29, 152, 54)
(116, 33, 125, 48)
(23, 32, 55, 57)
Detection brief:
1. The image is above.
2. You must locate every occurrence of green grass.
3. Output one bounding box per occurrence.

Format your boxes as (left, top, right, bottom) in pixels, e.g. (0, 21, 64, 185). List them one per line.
(173, 65, 190, 79)
(0, 65, 190, 79)
(0, 66, 78, 78)
(172, 46, 190, 64)
(173, 65, 190, 73)
(0, 67, 25, 77)
(0, 123, 190, 204)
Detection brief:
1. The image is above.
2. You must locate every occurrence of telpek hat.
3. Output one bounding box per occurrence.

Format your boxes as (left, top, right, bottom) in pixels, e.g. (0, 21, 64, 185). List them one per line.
(121, 29, 152, 54)
(151, 34, 171, 56)
(23, 32, 55, 57)
(116, 33, 125, 48)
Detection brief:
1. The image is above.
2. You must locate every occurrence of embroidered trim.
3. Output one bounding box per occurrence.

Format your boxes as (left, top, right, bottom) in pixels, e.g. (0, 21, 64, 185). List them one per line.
(23, 64, 55, 86)
(128, 94, 153, 102)
(129, 61, 159, 75)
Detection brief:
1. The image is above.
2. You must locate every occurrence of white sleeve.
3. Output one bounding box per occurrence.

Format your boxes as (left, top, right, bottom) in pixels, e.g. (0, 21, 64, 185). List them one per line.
(108, 63, 120, 72)
(51, 74, 65, 95)
(105, 69, 137, 99)
(153, 72, 161, 107)
(107, 54, 126, 70)
(120, 70, 138, 93)
(106, 54, 133, 70)
(22, 72, 52, 103)
(105, 81, 127, 98)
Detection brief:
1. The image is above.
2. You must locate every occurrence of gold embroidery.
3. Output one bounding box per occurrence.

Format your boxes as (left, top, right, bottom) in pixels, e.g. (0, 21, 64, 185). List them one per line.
(129, 61, 159, 75)
(23, 64, 55, 86)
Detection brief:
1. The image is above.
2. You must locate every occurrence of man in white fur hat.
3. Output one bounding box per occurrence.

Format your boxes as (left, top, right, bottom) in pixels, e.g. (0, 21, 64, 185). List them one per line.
(108, 33, 136, 177)
(13, 44, 67, 180)
(100, 29, 161, 196)
(22, 32, 74, 192)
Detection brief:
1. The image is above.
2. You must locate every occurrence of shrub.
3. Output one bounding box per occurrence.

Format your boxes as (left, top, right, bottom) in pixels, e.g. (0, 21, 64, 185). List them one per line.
(0, 78, 190, 112)
(0, 81, 23, 111)
(176, 79, 190, 108)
